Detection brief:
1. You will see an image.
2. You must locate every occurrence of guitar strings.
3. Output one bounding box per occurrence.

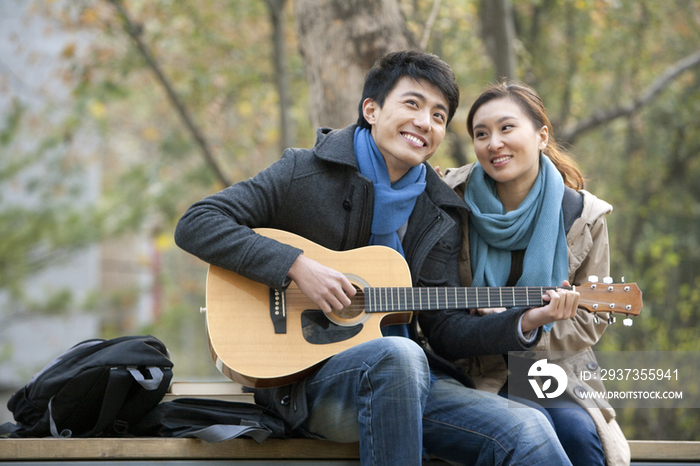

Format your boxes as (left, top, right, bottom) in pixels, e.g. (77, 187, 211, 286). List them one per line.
(280, 289, 625, 314)
(282, 287, 555, 312)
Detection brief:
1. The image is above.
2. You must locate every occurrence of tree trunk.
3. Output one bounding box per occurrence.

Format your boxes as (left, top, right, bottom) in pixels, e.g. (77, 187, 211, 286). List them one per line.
(479, 0, 516, 80)
(265, 0, 294, 151)
(294, 0, 416, 129)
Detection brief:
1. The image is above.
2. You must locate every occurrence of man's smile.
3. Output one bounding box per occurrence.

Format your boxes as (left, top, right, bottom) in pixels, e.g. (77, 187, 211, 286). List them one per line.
(402, 132, 427, 148)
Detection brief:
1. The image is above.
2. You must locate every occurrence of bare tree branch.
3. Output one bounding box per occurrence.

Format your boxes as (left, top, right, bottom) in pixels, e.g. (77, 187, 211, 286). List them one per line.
(560, 50, 700, 145)
(108, 0, 231, 187)
(419, 0, 442, 50)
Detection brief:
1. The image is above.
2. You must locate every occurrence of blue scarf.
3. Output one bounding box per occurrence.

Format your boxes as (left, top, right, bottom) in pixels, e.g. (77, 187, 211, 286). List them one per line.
(354, 127, 426, 338)
(464, 155, 568, 332)
(354, 127, 427, 257)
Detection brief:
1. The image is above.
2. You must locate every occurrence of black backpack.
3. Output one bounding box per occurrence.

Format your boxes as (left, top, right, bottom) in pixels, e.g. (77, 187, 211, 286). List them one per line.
(3, 335, 173, 438)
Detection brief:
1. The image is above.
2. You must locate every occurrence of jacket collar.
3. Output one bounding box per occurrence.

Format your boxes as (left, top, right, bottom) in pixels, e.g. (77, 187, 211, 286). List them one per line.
(312, 125, 360, 168)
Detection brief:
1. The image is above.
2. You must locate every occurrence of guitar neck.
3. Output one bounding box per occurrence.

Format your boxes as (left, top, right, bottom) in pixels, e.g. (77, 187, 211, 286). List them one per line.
(364, 286, 555, 312)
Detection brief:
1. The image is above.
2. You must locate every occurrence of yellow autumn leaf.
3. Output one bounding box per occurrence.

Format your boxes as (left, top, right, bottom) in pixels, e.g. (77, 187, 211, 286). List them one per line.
(61, 43, 75, 59)
(141, 125, 161, 142)
(155, 233, 174, 251)
(237, 101, 253, 116)
(80, 8, 99, 25)
(88, 100, 106, 119)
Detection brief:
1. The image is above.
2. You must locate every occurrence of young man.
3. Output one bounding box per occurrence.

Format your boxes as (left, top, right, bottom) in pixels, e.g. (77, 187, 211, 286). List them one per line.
(175, 51, 572, 465)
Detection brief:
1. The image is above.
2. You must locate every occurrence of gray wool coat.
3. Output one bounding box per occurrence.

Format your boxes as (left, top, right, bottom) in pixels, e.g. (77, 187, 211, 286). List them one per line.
(174, 124, 539, 430)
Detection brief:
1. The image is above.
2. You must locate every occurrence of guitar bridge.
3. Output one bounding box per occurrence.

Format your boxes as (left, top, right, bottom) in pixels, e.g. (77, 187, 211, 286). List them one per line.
(270, 288, 287, 334)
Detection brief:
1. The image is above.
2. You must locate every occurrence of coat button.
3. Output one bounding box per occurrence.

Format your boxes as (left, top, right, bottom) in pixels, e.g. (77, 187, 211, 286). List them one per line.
(574, 386, 587, 400)
(587, 362, 599, 371)
(342, 199, 353, 211)
(280, 395, 290, 406)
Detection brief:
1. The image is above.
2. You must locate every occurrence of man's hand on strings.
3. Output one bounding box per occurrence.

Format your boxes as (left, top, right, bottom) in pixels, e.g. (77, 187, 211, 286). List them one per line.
(288, 254, 356, 314)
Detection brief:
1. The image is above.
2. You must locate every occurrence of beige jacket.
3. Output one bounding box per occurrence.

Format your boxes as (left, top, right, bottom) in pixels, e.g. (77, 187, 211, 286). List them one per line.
(443, 164, 630, 466)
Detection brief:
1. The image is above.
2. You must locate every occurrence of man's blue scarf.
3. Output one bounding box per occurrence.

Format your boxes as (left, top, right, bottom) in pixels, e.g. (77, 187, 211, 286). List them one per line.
(354, 127, 426, 337)
(354, 127, 427, 257)
(463, 155, 569, 332)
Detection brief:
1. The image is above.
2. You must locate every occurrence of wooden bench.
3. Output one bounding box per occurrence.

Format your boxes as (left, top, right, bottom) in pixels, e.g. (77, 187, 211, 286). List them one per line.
(1, 438, 699, 464)
(2, 382, 698, 464)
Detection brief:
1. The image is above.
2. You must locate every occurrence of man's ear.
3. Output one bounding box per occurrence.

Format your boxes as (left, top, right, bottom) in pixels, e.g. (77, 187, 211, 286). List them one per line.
(362, 98, 378, 125)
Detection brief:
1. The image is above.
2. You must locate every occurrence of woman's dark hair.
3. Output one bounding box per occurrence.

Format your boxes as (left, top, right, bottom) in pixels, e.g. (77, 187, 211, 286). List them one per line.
(357, 50, 460, 130)
(466, 80, 584, 190)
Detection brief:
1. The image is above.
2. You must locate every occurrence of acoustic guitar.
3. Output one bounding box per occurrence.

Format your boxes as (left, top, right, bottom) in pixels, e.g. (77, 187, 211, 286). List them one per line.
(203, 228, 642, 388)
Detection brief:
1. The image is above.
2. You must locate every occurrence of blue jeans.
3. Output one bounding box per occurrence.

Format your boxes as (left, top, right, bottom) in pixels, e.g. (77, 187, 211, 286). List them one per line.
(298, 338, 571, 466)
(299, 337, 430, 465)
(502, 393, 605, 466)
(423, 372, 572, 466)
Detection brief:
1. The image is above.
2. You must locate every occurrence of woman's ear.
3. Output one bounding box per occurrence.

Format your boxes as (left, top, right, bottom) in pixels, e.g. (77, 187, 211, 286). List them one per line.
(538, 125, 549, 151)
(362, 98, 378, 125)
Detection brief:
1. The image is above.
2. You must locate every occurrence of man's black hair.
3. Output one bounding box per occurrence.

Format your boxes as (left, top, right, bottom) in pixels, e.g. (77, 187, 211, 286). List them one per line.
(357, 50, 459, 130)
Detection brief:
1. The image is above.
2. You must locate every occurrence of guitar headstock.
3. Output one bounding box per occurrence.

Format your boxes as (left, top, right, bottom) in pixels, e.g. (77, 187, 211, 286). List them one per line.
(577, 277, 643, 324)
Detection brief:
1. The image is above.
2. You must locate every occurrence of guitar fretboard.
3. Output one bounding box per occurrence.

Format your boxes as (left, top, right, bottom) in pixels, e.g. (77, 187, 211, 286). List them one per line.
(364, 286, 560, 312)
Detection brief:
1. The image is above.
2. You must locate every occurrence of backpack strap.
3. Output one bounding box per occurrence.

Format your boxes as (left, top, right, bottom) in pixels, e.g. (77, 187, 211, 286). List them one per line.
(128, 366, 164, 390)
(79, 365, 165, 437)
(175, 421, 272, 443)
(47, 397, 74, 437)
(0, 397, 94, 438)
(0, 422, 22, 436)
(72, 368, 135, 437)
(563, 187, 584, 233)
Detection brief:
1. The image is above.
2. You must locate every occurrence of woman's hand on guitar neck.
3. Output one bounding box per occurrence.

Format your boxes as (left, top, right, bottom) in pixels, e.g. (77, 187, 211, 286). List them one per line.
(288, 254, 357, 314)
(520, 280, 580, 334)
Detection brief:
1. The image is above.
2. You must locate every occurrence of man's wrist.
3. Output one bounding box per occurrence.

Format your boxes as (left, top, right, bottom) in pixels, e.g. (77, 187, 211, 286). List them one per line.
(518, 313, 539, 344)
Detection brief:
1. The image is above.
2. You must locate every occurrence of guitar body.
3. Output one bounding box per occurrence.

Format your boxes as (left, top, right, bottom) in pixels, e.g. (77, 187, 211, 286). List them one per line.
(205, 228, 413, 388)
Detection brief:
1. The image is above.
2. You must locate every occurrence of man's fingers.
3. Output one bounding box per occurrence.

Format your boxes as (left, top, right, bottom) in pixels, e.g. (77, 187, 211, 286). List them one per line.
(341, 278, 357, 299)
(289, 255, 359, 314)
(319, 277, 355, 313)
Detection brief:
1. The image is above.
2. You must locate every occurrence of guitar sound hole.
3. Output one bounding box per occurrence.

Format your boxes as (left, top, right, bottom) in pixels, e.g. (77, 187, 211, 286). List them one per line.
(332, 290, 365, 320)
(301, 310, 363, 345)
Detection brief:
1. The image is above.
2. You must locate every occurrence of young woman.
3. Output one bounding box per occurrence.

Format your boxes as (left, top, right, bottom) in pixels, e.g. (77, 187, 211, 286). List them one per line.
(420, 81, 630, 466)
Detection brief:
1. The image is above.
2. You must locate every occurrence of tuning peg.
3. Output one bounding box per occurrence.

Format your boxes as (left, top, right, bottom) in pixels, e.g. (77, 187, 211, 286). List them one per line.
(594, 315, 601, 324)
(623, 318, 633, 327)
(588, 275, 599, 283)
(603, 277, 613, 284)
(621, 277, 626, 283)
(607, 316, 617, 324)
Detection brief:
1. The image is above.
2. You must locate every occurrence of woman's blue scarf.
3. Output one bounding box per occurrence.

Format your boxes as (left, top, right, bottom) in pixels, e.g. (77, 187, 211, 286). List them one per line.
(354, 127, 426, 338)
(354, 127, 427, 257)
(464, 155, 568, 332)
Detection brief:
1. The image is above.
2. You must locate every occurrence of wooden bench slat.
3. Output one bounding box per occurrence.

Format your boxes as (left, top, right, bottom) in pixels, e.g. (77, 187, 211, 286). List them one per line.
(0, 438, 360, 460)
(628, 440, 700, 461)
(2, 439, 700, 461)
